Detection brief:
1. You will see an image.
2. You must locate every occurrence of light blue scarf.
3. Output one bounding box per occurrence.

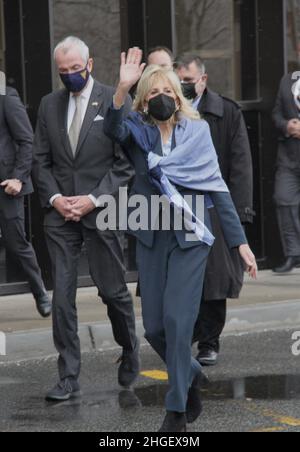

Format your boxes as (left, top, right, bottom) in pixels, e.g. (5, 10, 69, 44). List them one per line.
(125, 113, 229, 246)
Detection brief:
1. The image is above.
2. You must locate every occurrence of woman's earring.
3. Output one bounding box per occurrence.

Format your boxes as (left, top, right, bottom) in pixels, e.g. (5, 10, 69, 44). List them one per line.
(143, 107, 149, 115)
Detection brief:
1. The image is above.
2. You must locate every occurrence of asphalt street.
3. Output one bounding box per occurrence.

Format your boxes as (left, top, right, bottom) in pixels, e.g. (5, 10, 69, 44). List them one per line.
(0, 328, 300, 432)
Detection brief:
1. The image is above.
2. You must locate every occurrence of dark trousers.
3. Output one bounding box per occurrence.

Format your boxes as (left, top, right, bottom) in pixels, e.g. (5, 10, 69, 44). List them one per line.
(45, 222, 137, 382)
(193, 299, 227, 352)
(276, 206, 300, 257)
(274, 167, 300, 257)
(0, 208, 45, 296)
(137, 229, 210, 413)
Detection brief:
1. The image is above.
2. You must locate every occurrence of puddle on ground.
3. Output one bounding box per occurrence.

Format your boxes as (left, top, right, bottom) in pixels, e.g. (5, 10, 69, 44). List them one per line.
(4, 375, 300, 426)
(44, 374, 300, 410)
(135, 375, 300, 407)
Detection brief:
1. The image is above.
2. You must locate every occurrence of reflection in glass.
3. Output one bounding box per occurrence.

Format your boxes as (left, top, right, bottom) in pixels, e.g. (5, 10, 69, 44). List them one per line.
(52, 0, 121, 88)
(286, 0, 300, 73)
(174, 0, 236, 98)
(0, 0, 4, 72)
(174, 0, 260, 101)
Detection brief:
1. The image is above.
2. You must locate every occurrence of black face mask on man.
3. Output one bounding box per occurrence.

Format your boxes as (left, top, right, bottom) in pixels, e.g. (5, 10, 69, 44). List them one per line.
(60, 66, 90, 93)
(181, 82, 197, 100)
(148, 94, 177, 121)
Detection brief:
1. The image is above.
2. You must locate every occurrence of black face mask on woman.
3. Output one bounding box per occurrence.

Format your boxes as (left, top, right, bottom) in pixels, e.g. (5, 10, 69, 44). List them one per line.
(148, 94, 176, 121)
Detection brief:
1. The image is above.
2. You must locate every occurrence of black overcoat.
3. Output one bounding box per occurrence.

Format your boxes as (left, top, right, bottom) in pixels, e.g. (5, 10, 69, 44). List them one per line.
(198, 89, 254, 300)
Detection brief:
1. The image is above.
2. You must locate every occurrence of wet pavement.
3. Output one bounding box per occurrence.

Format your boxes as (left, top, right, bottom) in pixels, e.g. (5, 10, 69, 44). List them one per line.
(1, 270, 300, 334)
(0, 328, 300, 432)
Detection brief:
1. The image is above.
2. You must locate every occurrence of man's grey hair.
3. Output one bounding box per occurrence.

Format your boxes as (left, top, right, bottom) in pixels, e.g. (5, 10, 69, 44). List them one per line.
(53, 36, 90, 63)
(174, 53, 206, 74)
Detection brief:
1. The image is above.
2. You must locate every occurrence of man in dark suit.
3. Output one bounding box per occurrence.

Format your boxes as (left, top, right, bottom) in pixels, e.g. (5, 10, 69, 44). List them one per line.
(272, 73, 300, 273)
(33, 37, 139, 401)
(175, 53, 254, 366)
(0, 85, 51, 317)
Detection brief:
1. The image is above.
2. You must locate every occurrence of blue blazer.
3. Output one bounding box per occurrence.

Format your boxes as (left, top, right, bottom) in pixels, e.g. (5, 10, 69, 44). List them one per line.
(104, 105, 247, 250)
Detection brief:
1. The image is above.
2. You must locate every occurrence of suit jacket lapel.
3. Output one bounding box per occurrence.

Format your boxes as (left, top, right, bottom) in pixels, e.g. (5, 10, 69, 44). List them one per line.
(58, 89, 74, 160)
(75, 82, 104, 156)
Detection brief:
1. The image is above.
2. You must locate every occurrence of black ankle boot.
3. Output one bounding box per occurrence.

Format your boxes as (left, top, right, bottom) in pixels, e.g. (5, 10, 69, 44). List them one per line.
(273, 257, 300, 274)
(186, 372, 208, 424)
(158, 411, 187, 432)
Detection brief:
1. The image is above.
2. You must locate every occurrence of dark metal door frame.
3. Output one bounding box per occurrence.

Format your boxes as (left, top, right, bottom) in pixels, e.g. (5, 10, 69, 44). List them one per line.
(0, 0, 53, 295)
(255, 0, 286, 267)
(0, 0, 289, 296)
(120, 0, 174, 56)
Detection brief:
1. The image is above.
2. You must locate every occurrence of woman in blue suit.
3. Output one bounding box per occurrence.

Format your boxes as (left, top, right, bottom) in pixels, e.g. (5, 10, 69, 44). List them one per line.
(103, 48, 257, 432)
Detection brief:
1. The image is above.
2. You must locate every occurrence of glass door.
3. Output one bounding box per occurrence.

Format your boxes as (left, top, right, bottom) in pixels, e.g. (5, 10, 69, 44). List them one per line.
(286, 0, 300, 73)
(0, 0, 4, 72)
(174, 0, 238, 99)
(173, 0, 285, 267)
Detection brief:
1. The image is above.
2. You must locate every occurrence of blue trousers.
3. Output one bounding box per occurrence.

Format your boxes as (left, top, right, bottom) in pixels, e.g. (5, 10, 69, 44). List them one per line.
(136, 229, 211, 412)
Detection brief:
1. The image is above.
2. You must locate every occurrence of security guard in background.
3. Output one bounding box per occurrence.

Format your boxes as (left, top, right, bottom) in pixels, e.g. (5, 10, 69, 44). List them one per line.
(0, 85, 51, 318)
(175, 53, 254, 366)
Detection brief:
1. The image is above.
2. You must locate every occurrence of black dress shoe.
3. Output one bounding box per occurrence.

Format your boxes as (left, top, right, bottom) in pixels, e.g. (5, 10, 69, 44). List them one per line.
(34, 292, 52, 318)
(118, 338, 140, 388)
(196, 349, 218, 367)
(186, 372, 206, 424)
(273, 257, 300, 274)
(45, 379, 81, 401)
(158, 411, 187, 432)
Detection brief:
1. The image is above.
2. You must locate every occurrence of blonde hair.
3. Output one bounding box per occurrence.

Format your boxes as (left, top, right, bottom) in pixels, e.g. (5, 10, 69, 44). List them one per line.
(133, 65, 200, 122)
